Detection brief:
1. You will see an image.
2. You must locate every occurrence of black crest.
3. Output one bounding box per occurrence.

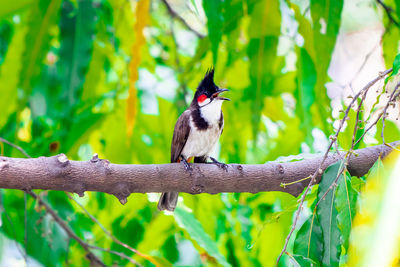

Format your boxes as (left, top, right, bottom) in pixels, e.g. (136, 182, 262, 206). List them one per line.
(194, 68, 218, 100)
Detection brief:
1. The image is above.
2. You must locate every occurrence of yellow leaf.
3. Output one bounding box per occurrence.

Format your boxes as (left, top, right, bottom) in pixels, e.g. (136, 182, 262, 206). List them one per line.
(126, 0, 150, 139)
(347, 150, 400, 266)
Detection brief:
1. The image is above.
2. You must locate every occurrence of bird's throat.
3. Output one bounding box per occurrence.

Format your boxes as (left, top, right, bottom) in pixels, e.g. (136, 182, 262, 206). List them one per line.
(199, 100, 223, 124)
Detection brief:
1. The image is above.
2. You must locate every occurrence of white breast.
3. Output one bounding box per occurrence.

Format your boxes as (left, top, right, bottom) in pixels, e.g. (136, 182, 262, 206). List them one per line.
(181, 116, 223, 159)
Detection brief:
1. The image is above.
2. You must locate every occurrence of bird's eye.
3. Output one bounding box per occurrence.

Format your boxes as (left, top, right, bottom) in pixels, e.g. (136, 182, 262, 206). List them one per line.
(197, 94, 207, 103)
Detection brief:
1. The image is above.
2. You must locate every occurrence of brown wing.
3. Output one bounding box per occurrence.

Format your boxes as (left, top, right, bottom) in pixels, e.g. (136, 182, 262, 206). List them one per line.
(171, 110, 191, 163)
(219, 111, 224, 134)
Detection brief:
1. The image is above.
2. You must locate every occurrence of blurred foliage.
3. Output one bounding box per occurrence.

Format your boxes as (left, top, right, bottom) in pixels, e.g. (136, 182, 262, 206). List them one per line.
(0, 0, 399, 266)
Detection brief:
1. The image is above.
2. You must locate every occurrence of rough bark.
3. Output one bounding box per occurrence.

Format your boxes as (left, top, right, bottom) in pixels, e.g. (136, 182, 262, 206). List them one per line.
(0, 142, 397, 202)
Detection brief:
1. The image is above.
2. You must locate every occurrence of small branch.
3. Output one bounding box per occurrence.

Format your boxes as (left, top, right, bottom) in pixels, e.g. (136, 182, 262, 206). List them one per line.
(275, 68, 393, 265)
(67, 193, 159, 267)
(0, 139, 147, 266)
(27, 191, 106, 267)
(381, 84, 400, 144)
(0, 137, 31, 158)
(376, 0, 400, 27)
(87, 244, 140, 266)
(161, 0, 205, 38)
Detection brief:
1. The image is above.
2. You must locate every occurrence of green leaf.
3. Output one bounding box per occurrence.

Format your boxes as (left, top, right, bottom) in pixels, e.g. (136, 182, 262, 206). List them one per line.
(247, 36, 279, 137)
(382, 28, 400, 68)
(19, 0, 62, 102)
(310, 0, 344, 63)
(0, 0, 34, 18)
(246, 0, 281, 138)
(0, 22, 26, 127)
(293, 215, 324, 264)
(1, 190, 70, 266)
(174, 207, 231, 267)
(248, 0, 281, 38)
(290, 254, 318, 267)
(337, 106, 365, 150)
(396, 0, 400, 20)
(392, 53, 400, 76)
(310, 0, 344, 134)
(375, 119, 400, 144)
(295, 47, 316, 148)
(64, 108, 103, 154)
(203, 0, 223, 64)
(316, 161, 343, 267)
(58, 0, 96, 107)
(335, 171, 357, 252)
(0, 22, 12, 66)
(112, 216, 144, 249)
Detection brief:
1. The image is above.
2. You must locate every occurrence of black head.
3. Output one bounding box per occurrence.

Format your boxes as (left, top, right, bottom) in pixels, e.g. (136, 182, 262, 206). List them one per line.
(192, 68, 229, 107)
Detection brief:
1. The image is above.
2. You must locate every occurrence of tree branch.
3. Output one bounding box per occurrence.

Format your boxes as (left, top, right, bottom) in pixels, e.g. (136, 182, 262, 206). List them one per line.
(0, 142, 398, 203)
(376, 0, 400, 27)
(26, 191, 106, 267)
(160, 0, 205, 38)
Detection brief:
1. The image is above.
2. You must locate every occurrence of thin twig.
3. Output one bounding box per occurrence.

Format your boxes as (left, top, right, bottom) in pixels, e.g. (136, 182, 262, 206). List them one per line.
(275, 68, 392, 265)
(350, 89, 368, 149)
(0, 139, 108, 266)
(88, 244, 141, 266)
(27, 191, 107, 267)
(67, 193, 157, 267)
(376, 0, 400, 27)
(0, 137, 31, 158)
(381, 84, 400, 144)
(315, 83, 400, 213)
(355, 83, 400, 146)
(160, 0, 205, 38)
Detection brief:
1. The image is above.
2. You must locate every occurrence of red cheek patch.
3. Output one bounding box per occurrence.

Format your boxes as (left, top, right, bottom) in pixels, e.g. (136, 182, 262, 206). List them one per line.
(198, 94, 207, 103)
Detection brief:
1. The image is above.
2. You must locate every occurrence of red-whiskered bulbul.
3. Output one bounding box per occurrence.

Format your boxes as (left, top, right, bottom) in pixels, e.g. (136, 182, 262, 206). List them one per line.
(157, 68, 230, 211)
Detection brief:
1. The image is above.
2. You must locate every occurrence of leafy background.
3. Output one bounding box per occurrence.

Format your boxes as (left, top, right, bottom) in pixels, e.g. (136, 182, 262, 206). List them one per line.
(0, 0, 400, 266)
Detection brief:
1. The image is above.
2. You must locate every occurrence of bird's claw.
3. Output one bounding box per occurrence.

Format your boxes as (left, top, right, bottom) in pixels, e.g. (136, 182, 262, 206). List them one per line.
(181, 157, 192, 172)
(210, 157, 228, 171)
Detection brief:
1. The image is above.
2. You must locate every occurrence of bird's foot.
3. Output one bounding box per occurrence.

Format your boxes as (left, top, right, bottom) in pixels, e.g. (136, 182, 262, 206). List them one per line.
(210, 157, 228, 171)
(180, 156, 192, 172)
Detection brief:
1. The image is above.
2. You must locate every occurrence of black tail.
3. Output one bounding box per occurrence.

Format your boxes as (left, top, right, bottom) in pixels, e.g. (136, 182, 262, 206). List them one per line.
(157, 192, 179, 211)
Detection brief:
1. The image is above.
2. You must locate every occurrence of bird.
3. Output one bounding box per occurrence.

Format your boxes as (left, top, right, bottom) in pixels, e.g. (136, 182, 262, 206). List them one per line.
(157, 68, 230, 211)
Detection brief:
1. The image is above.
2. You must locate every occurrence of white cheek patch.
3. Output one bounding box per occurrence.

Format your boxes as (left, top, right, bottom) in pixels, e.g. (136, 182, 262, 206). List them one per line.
(198, 98, 211, 107)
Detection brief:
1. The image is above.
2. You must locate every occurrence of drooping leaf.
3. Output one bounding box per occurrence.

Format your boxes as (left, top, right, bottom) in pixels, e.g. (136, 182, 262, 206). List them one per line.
(293, 215, 324, 264)
(175, 207, 231, 267)
(247, 36, 279, 137)
(203, 0, 223, 64)
(246, 0, 281, 138)
(0, 22, 26, 127)
(335, 171, 357, 253)
(295, 47, 317, 148)
(310, 0, 344, 66)
(19, 0, 62, 102)
(382, 28, 400, 68)
(58, 0, 97, 107)
(310, 0, 344, 134)
(316, 161, 343, 267)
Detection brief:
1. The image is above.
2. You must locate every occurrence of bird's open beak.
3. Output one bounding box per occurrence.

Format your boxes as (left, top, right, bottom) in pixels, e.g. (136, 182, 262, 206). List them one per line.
(212, 88, 230, 101)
